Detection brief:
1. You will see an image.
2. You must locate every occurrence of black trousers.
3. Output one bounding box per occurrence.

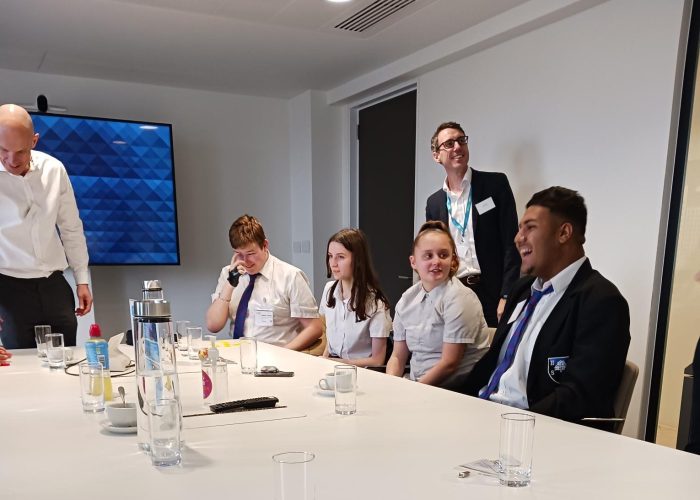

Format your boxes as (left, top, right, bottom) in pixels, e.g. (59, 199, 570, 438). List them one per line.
(459, 276, 498, 328)
(0, 271, 77, 349)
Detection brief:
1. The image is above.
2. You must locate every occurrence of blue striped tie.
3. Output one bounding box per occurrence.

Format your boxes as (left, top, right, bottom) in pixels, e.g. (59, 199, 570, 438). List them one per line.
(232, 274, 258, 339)
(480, 285, 553, 400)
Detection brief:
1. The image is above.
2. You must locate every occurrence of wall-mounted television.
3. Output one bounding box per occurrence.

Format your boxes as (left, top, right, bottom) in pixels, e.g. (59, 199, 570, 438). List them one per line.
(30, 112, 180, 265)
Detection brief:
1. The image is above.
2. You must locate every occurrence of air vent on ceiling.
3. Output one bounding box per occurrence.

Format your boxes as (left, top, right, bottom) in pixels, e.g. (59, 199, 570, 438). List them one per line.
(334, 0, 416, 33)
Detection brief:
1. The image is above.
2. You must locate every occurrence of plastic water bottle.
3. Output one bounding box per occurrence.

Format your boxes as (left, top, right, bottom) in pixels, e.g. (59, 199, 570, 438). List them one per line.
(85, 323, 113, 401)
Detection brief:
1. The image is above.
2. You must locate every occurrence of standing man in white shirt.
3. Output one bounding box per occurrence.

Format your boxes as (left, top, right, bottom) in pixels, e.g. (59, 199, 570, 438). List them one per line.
(0, 104, 92, 349)
(425, 121, 521, 327)
(206, 214, 322, 351)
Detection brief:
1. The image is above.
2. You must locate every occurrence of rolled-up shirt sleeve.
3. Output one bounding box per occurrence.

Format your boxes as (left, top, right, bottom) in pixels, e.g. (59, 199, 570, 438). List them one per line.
(288, 271, 319, 318)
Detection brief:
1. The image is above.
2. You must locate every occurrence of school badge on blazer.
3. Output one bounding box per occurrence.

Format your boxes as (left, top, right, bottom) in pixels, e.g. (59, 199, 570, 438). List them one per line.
(547, 356, 569, 383)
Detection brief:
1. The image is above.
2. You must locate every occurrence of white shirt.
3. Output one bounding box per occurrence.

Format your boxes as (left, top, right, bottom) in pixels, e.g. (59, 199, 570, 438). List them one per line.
(482, 256, 588, 408)
(442, 169, 480, 278)
(393, 277, 488, 387)
(319, 281, 391, 359)
(0, 151, 89, 283)
(211, 254, 319, 346)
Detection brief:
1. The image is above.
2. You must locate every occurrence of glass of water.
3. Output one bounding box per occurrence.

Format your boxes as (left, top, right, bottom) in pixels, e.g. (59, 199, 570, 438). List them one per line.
(45, 333, 65, 369)
(498, 412, 536, 487)
(34, 325, 51, 360)
(176, 320, 190, 352)
(187, 327, 202, 360)
(79, 362, 105, 413)
(148, 398, 182, 467)
(334, 364, 357, 415)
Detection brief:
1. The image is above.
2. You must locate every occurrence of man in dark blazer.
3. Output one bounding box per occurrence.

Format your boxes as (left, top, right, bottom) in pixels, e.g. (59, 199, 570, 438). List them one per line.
(462, 187, 630, 430)
(426, 122, 520, 327)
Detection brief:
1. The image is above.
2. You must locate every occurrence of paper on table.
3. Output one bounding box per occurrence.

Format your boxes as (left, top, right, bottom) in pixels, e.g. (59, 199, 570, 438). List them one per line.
(458, 459, 501, 477)
(182, 407, 306, 429)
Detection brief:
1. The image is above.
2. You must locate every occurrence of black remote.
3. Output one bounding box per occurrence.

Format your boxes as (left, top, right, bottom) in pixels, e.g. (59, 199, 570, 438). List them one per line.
(209, 396, 279, 413)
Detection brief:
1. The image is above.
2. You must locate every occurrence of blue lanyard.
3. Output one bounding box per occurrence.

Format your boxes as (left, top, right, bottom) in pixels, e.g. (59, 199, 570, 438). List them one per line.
(446, 187, 472, 238)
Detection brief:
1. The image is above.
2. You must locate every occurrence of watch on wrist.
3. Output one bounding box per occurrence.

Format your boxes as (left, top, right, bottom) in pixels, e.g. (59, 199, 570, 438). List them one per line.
(227, 268, 241, 287)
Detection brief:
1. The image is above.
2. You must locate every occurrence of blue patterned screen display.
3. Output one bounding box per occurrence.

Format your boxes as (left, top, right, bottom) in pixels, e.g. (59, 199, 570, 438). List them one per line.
(31, 113, 179, 265)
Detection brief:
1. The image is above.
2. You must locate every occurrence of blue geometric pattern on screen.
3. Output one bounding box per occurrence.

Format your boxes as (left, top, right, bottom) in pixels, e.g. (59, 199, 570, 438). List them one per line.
(31, 114, 179, 265)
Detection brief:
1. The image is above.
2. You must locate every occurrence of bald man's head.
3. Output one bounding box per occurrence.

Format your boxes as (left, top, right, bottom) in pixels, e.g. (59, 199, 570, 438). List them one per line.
(0, 104, 39, 176)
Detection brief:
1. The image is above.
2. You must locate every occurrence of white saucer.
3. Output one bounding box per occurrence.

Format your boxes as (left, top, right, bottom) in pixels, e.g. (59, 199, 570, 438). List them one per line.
(101, 421, 137, 434)
(313, 385, 335, 397)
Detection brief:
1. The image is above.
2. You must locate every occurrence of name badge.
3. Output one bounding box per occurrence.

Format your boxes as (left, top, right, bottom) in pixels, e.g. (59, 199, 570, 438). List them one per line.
(475, 197, 496, 215)
(456, 242, 469, 258)
(254, 306, 274, 326)
(507, 300, 526, 324)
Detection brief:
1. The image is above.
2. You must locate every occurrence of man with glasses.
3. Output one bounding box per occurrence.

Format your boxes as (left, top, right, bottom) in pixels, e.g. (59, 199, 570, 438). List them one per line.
(0, 104, 92, 349)
(426, 121, 520, 326)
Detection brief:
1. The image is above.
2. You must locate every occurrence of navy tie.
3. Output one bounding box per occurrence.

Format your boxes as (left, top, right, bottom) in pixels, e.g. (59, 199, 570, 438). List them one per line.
(232, 274, 258, 339)
(480, 285, 554, 400)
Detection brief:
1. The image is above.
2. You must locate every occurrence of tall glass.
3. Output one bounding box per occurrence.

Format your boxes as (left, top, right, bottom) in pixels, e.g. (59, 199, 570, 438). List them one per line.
(45, 333, 65, 369)
(148, 398, 182, 467)
(187, 327, 202, 360)
(34, 325, 51, 360)
(334, 365, 357, 415)
(272, 452, 315, 500)
(498, 412, 536, 487)
(176, 320, 190, 352)
(79, 362, 105, 413)
(239, 337, 257, 374)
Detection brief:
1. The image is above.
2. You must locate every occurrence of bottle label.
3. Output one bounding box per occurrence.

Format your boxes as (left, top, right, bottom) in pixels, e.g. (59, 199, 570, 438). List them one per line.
(202, 369, 213, 399)
(85, 340, 110, 370)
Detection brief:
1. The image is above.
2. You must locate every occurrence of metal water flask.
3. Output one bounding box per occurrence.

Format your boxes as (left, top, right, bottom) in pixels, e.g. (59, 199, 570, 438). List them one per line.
(130, 282, 180, 451)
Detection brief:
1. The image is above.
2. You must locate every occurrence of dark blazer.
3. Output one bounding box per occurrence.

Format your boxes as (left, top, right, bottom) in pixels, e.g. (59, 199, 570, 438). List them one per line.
(462, 259, 631, 426)
(426, 169, 520, 311)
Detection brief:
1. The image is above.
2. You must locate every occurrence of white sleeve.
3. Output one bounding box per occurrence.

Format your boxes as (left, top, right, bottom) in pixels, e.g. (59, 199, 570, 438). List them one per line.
(55, 166, 89, 283)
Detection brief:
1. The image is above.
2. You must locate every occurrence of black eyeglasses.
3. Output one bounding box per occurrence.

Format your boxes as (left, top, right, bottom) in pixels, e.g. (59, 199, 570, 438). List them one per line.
(436, 135, 468, 151)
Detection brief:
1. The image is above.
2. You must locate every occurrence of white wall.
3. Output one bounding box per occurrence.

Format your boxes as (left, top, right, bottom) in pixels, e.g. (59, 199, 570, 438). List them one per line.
(289, 90, 344, 298)
(412, 0, 685, 437)
(1, 67, 291, 338)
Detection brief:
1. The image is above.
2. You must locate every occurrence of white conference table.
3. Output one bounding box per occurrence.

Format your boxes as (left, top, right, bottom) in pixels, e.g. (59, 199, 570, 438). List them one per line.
(1, 342, 699, 500)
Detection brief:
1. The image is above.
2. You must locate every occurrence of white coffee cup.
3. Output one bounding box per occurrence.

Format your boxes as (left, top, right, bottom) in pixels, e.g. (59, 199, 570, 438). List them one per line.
(318, 373, 335, 391)
(106, 402, 137, 427)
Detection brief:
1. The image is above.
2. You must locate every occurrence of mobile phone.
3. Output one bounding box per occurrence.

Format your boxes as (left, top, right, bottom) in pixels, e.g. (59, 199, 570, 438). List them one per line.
(254, 367, 294, 377)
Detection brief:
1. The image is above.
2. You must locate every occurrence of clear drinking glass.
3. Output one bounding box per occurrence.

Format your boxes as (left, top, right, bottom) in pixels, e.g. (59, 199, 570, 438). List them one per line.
(498, 412, 536, 487)
(239, 337, 257, 374)
(187, 326, 202, 360)
(176, 320, 190, 352)
(334, 364, 357, 415)
(79, 362, 105, 413)
(148, 398, 182, 467)
(34, 325, 51, 360)
(45, 333, 65, 369)
(272, 452, 315, 500)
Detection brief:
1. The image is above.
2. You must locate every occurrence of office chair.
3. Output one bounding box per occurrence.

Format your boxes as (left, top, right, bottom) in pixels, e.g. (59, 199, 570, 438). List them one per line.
(302, 316, 327, 356)
(581, 359, 639, 434)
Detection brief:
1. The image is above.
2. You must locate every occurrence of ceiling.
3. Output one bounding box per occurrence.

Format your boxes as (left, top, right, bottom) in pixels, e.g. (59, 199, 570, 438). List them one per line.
(0, 0, 530, 98)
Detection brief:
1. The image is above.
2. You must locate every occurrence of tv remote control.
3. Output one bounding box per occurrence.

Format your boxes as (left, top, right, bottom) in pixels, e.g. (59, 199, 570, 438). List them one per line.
(209, 396, 279, 413)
